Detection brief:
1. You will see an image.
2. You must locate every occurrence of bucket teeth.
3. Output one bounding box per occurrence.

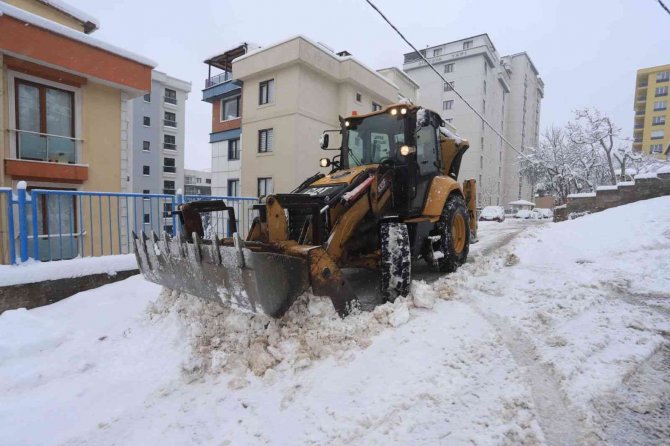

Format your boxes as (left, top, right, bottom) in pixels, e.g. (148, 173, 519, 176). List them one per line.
(191, 232, 202, 263)
(212, 234, 222, 265)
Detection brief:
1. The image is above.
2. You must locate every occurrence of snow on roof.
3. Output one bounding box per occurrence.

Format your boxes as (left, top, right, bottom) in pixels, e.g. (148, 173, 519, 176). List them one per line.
(567, 192, 596, 198)
(439, 125, 463, 144)
(232, 35, 399, 91)
(37, 0, 99, 30)
(657, 164, 670, 175)
(616, 181, 635, 187)
(596, 185, 617, 191)
(0, 1, 156, 67)
(508, 199, 535, 206)
(634, 173, 659, 180)
(614, 168, 637, 175)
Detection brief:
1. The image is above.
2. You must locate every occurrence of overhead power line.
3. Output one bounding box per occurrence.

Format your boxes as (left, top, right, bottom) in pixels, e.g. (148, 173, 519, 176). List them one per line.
(363, 0, 533, 162)
(658, 0, 670, 15)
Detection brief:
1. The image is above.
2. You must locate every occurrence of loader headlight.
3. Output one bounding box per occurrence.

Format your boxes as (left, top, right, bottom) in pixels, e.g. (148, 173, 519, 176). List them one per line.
(320, 157, 331, 168)
(400, 108, 407, 115)
(345, 120, 350, 127)
(400, 145, 415, 156)
(390, 108, 398, 116)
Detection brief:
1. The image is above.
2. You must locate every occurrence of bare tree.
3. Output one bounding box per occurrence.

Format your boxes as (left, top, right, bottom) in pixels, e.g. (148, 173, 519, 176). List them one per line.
(568, 108, 620, 185)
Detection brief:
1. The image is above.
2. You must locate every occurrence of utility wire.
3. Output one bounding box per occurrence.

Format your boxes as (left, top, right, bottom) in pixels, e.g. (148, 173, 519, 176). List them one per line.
(363, 0, 536, 163)
(658, 0, 670, 15)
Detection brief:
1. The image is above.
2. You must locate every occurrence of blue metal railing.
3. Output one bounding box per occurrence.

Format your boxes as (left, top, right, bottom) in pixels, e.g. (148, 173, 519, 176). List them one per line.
(1, 186, 257, 265)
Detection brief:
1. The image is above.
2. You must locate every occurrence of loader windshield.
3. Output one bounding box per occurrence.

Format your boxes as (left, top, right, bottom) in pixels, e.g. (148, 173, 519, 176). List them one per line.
(344, 113, 408, 167)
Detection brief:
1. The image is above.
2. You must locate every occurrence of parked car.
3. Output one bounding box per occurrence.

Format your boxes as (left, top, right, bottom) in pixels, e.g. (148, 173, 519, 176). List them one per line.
(535, 208, 553, 219)
(515, 209, 535, 219)
(479, 206, 506, 222)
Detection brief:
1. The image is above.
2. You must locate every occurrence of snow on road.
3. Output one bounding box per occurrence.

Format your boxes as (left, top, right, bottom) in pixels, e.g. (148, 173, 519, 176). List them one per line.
(0, 198, 669, 445)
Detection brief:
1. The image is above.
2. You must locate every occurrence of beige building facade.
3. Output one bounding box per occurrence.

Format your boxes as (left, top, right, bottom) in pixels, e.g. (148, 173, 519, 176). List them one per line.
(633, 64, 670, 159)
(227, 36, 418, 196)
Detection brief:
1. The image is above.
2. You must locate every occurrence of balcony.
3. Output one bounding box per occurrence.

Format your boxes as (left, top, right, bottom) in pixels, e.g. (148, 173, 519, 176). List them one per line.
(635, 109, 646, 116)
(634, 124, 644, 129)
(164, 96, 177, 105)
(164, 119, 177, 128)
(202, 78, 243, 103)
(205, 72, 232, 88)
(636, 95, 646, 102)
(163, 142, 176, 150)
(637, 81, 648, 88)
(163, 165, 176, 174)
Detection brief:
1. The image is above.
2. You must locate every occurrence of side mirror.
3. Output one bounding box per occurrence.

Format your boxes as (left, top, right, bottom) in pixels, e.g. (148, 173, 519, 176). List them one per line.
(320, 133, 329, 149)
(319, 157, 332, 168)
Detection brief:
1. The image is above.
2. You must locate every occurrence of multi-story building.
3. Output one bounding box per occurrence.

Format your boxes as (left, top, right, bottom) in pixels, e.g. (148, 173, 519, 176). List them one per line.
(403, 34, 544, 206)
(184, 168, 211, 196)
(203, 36, 419, 197)
(130, 70, 191, 197)
(633, 64, 670, 159)
(0, 0, 153, 261)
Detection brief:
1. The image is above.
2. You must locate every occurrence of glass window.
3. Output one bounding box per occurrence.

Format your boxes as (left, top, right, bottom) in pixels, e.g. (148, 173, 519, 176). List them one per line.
(444, 63, 454, 73)
(143, 93, 151, 102)
(15, 79, 75, 163)
(433, 48, 442, 57)
(651, 130, 664, 140)
(259, 79, 274, 105)
(163, 180, 175, 194)
(228, 138, 240, 159)
(143, 116, 150, 126)
(443, 100, 454, 110)
(258, 129, 273, 153)
(164, 88, 177, 104)
(372, 102, 382, 111)
(656, 71, 669, 82)
(164, 112, 176, 127)
(415, 125, 438, 175)
(656, 86, 668, 97)
(228, 179, 239, 196)
(222, 96, 240, 120)
(345, 113, 405, 167)
(652, 115, 666, 125)
(257, 177, 273, 197)
(142, 140, 150, 151)
(654, 101, 667, 111)
(650, 144, 663, 153)
(463, 40, 473, 50)
(356, 92, 362, 102)
(205, 178, 211, 184)
(164, 134, 176, 150)
(143, 165, 150, 175)
(163, 157, 176, 173)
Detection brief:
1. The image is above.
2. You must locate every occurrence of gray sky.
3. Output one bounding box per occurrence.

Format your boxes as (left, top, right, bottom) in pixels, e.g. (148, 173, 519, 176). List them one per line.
(66, 0, 669, 170)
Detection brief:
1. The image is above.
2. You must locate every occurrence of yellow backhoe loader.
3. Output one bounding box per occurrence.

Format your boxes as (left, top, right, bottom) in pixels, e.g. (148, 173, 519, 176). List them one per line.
(133, 104, 477, 317)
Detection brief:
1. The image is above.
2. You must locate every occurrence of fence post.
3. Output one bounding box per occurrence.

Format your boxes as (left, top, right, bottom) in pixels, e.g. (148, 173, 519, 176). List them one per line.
(174, 189, 183, 237)
(16, 181, 29, 262)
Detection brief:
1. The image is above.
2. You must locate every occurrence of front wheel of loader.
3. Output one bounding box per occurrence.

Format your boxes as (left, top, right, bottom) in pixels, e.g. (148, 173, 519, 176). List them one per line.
(380, 222, 411, 303)
(432, 194, 470, 273)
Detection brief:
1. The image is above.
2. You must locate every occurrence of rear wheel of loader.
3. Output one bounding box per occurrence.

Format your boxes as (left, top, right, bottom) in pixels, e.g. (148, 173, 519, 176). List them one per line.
(432, 194, 470, 273)
(380, 222, 411, 303)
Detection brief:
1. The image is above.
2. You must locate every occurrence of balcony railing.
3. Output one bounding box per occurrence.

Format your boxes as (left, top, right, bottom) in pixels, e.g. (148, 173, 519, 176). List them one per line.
(636, 96, 646, 101)
(11, 129, 79, 163)
(634, 124, 644, 129)
(205, 72, 232, 88)
(164, 96, 177, 105)
(163, 166, 176, 174)
(163, 142, 176, 150)
(638, 81, 648, 88)
(164, 120, 177, 127)
(634, 138, 643, 143)
(635, 110, 645, 115)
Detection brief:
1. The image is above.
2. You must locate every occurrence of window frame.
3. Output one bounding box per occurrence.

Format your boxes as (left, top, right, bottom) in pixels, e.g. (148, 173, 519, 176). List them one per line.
(257, 177, 273, 197)
(227, 178, 240, 197)
(221, 96, 241, 121)
(463, 40, 473, 50)
(258, 128, 273, 153)
(143, 165, 151, 176)
(228, 138, 241, 160)
(143, 116, 151, 127)
(164, 111, 176, 127)
(444, 63, 454, 73)
(372, 102, 382, 112)
(163, 134, 176, 150)
(164, 88, 177, 105)
(142, 140, 150, 151)
(163, 157, 176, 173)
(259, 79, 275, 105)
(443, 100, 454, 110)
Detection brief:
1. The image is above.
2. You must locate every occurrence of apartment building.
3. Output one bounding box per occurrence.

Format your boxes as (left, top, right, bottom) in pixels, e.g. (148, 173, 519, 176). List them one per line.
(633, 64, 670, 159)
(203, 36, 418, 197)
(184, 168, 211, 196)
(403, 34, 544, 206)
(130, 70, 191, 197)
(0, 0, 153, 261)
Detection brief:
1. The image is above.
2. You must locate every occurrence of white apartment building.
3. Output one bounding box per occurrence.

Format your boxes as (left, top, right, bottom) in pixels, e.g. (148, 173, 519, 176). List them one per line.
(403, 34, 544, 206)
(184, 168, 211, 196)
(205, 36, 419, 197)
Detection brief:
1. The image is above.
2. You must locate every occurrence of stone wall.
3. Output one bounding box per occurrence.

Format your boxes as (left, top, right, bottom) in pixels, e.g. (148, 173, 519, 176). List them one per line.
(562, 173, 670, 219)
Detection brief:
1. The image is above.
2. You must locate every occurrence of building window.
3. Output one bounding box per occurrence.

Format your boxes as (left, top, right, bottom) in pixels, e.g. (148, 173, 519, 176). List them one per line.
(654, 101, 668, 111)
(444, 118, 453, 123)
(143, 214, 151, 224)
(142, 140, 150, 151)
(258, 128, 273, 153)
(163, 157, 176, 173)
(482, 99, 486, 113)
(443, 100, 454, 110)
(444, 81, 454, 92)
(433, 48, 442, 57)
(259, 79, 275, 105)
(162, 203, 173, 218)
(656, 86, 668, 97)
(228, 138, 240, 160)
(163, 180, 175, 195)
(651, 130, 665, 140)
(227, 179, 239, 197)
(257, 177, 273, 197)
(444, 63, 454, 73)
(652, 115, 666, 126)
(206, 178, 211, 184)
(657, 71, 670, 82)
(483, 80, 487, 94)
(480, 155, 483, 169)
(222, 96, 240, 120)
(484, 61, 488, 74)
(164, 88, 177, 104)
(143, 165, 150, 176)
(372, 102, 382, 111)
(164, 111, 176, 127)
(355, 92, 362, 102)
(650, 144, 663, 153)
(196, 177, 202, 184)
(463, 40, 473, 50)
(142, 189, 150, 194)
(143, 93, 151, 102)
(143, 116, 150, 126)
(164, 134, 176, 150)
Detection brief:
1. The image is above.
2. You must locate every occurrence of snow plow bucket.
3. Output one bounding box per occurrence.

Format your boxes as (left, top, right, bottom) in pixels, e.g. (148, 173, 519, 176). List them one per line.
(132, 231, 311, 318)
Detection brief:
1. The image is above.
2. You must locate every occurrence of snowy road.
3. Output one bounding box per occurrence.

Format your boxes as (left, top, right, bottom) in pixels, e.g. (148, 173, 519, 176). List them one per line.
(1, 199, 669, 445)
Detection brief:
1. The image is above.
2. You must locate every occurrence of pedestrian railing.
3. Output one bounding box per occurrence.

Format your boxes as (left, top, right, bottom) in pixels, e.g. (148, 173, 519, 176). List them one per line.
(0, 183, 257, 265)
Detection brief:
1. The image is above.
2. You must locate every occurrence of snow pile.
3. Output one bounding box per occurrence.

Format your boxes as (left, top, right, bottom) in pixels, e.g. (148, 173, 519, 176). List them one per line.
(147, 280, 445, 387)
(0, 254, 136, 286)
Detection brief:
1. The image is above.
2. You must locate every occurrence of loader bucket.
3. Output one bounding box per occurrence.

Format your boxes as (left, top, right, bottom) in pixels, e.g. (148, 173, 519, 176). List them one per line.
(132, 231, 310, 318)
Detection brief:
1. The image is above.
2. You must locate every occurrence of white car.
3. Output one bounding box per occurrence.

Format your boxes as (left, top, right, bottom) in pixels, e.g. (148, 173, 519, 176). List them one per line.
(479, 206, 506, 222)
(535, 208, 553, 219)
(514, 209, 535, 219)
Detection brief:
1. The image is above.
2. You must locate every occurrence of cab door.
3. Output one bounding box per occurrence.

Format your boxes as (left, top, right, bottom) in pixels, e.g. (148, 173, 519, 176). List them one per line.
(410, 122, 439, 213)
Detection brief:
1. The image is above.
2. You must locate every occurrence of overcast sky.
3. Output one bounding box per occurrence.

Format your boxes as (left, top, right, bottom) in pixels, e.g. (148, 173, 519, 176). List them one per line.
(66, 0, 669, 170)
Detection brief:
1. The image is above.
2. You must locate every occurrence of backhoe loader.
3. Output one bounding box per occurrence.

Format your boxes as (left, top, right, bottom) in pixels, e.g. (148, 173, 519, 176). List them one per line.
(133, 104, 477, 317)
